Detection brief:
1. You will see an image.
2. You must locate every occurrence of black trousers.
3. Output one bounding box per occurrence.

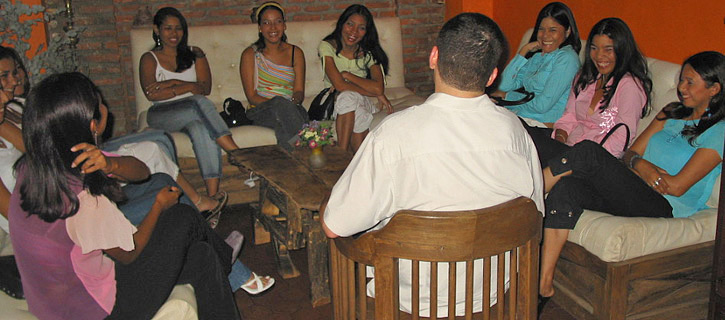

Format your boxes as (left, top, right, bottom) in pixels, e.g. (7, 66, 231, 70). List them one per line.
(521, 120, 570, 168)
(544, 140, 673, 229)
(108, 204, 240, 320)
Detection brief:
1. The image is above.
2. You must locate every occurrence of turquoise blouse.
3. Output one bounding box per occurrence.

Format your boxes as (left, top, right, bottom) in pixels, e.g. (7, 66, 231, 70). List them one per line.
(644, 119, 725, 218)
(498, 45, 580, 123)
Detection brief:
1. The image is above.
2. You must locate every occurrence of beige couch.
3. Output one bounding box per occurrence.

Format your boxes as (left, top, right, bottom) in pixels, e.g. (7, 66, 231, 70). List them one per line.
(129, 18, 425, 202)
(515, 29, 718, 319)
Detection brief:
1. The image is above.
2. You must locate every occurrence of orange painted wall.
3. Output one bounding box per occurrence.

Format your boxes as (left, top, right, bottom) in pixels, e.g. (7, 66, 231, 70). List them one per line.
(448, 0, 725, 65)
(4, 0, 48, 58)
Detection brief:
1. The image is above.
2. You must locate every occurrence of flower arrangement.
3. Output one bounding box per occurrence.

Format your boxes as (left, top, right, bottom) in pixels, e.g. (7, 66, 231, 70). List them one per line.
(295, 121, 335, 149)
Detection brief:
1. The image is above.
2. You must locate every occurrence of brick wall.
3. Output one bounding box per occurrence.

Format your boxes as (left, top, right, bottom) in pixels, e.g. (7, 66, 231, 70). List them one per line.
(60, 0, 444, 136)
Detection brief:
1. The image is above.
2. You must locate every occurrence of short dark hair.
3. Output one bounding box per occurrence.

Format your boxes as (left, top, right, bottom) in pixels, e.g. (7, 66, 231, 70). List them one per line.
(526, 2, 581, 58)
(436, 13, 507, 92)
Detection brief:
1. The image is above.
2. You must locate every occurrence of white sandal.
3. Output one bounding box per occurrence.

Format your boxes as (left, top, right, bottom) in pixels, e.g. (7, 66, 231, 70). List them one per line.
(240, 272, 275, 295)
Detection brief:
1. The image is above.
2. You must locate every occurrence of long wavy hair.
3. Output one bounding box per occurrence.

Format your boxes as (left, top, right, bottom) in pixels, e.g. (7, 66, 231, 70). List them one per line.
(153, 7, 196, 72)
(251, 1, 287, 51)
(323, 4, 389, 75)
(575, 18, 652, 118)
(526, 2, 581, 58)
(660, 51, 725, 145)
(18, 72, 125, 222)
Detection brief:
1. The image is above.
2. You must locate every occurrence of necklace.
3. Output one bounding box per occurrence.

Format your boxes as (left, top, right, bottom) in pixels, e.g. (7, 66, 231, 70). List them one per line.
(667, 118, 696, 143)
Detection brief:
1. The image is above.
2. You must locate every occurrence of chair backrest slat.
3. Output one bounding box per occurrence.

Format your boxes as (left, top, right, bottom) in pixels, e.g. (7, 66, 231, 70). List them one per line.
(412, 260, 420, 320)
(448, 262, 456, 319)
(331, 197, 542, 319)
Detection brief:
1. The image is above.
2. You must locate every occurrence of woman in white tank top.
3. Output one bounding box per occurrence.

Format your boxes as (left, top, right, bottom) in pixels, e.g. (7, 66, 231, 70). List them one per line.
(139, 7, 274, 297)
(140, 7, 241, 200)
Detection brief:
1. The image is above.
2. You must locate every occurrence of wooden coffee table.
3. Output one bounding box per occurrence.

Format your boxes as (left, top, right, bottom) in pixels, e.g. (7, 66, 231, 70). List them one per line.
(228, 146, 352, 307)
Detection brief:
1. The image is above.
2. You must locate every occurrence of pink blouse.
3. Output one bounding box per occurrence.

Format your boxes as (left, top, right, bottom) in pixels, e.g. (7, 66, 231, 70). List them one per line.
(66, 190, 137, 314)
(553, 74, 646, 158)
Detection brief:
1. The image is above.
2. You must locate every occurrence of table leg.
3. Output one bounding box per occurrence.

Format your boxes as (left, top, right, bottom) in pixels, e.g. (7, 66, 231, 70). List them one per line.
(305, 213, 331, 307)
(253, 219, 271, 245)
(272, 236, 301, 279)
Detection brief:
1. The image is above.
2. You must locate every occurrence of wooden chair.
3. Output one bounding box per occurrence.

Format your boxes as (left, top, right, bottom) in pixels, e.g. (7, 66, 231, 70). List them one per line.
(329, 197, 542, 320)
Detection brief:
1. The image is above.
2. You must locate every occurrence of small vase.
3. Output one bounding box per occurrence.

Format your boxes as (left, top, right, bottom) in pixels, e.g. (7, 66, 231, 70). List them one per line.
(308, 146, 326, 169)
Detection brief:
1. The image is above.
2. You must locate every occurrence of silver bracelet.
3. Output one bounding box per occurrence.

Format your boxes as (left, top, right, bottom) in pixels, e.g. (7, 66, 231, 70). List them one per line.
(628, 153, 642, 169)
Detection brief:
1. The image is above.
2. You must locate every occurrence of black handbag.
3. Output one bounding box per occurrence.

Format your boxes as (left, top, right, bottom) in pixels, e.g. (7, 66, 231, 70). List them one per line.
(308, 88, 337, 121)
(490, 87, 535, 106)
(599, 123, 631, 152)
(220, 97, 252, 127)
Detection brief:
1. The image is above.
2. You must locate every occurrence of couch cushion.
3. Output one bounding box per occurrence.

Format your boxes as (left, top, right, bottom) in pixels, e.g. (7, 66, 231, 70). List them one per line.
(568, 208, 717, 262)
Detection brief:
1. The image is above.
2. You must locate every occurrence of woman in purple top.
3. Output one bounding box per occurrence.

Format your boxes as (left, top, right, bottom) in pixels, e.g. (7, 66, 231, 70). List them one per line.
(9, 73, 240, 319)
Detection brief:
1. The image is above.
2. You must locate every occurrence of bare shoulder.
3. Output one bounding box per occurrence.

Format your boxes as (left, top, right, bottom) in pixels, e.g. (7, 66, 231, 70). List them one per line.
(242, 46, 255, 58)
(191, 46, 206, 58)
(140, 51, 155, 62)
(292, 44, 305, 58)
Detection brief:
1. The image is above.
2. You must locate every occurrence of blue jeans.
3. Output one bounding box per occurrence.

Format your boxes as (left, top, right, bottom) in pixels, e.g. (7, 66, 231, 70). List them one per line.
(102, 129, 177, 163)
(119, 173, 194, 225)
(147, 95, 231, 180)
(228, 260, 252, 290)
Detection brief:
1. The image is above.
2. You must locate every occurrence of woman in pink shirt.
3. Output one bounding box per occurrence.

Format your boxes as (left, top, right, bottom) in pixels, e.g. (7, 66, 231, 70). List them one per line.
(527, 18, 652, 166)
(9, 73, 240, 319)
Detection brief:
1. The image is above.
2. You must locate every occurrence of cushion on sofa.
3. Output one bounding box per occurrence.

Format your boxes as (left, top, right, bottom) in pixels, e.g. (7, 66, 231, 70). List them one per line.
(0, 229, 199, 319)
(569, 208, 717, 262)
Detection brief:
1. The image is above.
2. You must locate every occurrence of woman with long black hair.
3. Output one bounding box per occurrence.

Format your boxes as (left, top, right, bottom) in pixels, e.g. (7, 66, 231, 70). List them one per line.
(319, 4, 392, 153)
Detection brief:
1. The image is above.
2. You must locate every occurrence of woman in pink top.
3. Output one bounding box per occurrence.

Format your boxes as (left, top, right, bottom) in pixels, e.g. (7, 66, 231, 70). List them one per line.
(9, 73, 240, 319)
(527, 18, 652, 167)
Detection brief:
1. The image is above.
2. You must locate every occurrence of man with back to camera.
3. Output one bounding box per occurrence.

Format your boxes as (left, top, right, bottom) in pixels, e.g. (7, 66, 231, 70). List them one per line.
(320, 13, 544, 316)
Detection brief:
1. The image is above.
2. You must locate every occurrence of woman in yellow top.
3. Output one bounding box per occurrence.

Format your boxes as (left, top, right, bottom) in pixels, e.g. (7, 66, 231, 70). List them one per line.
(319, 4, 392, 153)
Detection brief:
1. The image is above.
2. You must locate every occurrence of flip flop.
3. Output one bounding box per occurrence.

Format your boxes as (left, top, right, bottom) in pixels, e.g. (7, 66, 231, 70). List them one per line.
(201, 191, 228, 229)
(240, 272, 275, 295)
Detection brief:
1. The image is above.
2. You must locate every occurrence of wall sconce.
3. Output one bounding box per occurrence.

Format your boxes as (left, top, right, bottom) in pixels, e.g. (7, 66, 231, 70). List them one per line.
(63, 0, 78, 49)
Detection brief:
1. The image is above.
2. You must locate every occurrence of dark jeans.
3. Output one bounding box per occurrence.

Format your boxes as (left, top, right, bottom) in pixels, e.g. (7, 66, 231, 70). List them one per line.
(246, 96, 309, 151)
(544, 140, 673, 229)
(108, 204, 240, 320)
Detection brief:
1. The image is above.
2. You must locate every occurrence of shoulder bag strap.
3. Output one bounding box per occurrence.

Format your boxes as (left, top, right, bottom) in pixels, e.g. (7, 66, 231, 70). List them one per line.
(599, 123, 631, 152)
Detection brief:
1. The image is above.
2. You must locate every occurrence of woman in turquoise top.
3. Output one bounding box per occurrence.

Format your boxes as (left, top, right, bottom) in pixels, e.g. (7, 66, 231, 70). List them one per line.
(319, 4, 392, 153)
(538, 51, 725, 306)
(492, 2, 581, 126)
